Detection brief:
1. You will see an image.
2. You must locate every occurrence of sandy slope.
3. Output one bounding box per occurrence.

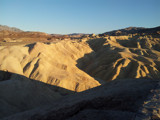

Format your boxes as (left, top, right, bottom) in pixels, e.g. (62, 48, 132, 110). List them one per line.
(0, 40, 100, 92)
(78, 35, 160, 81)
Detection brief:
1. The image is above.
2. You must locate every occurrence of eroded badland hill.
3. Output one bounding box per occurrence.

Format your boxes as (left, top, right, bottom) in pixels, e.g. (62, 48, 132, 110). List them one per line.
(0, 26, 160, 120)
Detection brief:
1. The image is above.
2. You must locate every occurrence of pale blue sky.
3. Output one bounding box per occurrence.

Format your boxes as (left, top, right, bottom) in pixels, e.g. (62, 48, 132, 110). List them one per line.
(0, 0, 160, 34)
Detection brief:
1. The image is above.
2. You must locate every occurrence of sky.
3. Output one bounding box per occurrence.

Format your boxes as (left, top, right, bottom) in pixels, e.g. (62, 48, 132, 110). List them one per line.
(0, 0, 160, 34)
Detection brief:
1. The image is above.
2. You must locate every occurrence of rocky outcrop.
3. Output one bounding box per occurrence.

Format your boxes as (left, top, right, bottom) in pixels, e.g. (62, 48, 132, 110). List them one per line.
(2, 78, 159, 120)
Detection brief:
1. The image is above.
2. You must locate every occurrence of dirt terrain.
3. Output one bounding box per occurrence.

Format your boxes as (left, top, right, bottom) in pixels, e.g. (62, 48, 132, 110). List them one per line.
(0, 26, 160, 119)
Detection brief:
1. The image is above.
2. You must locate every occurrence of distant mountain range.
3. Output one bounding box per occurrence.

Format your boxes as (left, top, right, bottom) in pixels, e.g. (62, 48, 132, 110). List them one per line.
(0, 24, 160, 36)
(68, 33, 89, 35)
(0, 25, 23, 32)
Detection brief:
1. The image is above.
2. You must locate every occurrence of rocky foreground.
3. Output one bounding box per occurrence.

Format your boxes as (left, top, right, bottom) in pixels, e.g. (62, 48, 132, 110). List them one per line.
(0, 26, 160, 119)
(0, 78, 159, 120)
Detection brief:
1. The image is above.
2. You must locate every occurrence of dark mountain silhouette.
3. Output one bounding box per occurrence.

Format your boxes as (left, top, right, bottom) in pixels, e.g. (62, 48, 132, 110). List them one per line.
(100, 26, 160, 36)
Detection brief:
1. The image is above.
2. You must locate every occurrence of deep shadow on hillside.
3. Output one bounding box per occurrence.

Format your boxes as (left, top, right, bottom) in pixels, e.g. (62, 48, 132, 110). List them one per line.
(76, 38, 106, 70)
(0, 70, 74, 119)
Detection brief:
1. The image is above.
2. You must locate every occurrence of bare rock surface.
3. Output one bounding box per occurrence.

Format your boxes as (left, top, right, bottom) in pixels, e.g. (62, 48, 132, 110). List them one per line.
(1, 78, 159, 120)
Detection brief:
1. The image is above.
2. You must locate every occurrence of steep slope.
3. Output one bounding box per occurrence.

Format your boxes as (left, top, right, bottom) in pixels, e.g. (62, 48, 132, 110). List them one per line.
(77, 35, 160, 81)
(0, 40, 100, 92)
